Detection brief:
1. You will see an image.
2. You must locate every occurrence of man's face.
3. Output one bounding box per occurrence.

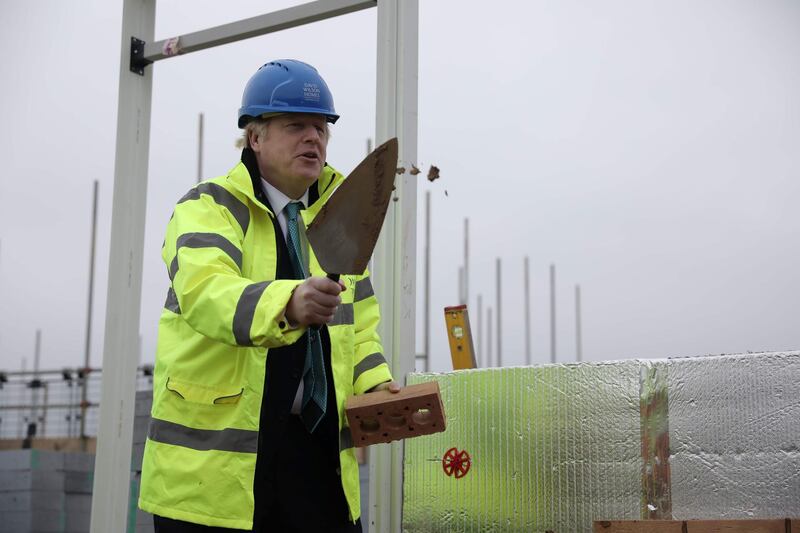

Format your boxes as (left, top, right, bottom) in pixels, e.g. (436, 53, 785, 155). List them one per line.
(250, 113, 329, 199)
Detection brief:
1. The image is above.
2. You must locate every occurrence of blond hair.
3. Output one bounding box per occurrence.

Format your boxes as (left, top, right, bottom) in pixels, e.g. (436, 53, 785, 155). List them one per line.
(236, 116, 272, 150)
(235, 114, 331, 150)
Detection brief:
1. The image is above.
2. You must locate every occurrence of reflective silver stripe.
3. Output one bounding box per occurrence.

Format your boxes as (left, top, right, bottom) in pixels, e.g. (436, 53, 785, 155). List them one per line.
(232, 281, 271, 346)
(170, 232, 243, 280)
(354, 277, 374, 302)
(148, 417, 258, 453)
(164, 287, 181, 314)
(353, 352, 388, 384)
(340, 426, 353, 451)
(179, 182, 250, 237)
(329, 303, 354, 326)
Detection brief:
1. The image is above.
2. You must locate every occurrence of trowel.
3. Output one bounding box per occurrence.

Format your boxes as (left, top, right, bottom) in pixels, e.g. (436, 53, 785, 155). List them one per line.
(306, 137, 398, 282)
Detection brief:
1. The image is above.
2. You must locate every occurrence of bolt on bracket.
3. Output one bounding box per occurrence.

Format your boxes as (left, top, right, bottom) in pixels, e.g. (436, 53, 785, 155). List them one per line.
(130, 36, 153, 76)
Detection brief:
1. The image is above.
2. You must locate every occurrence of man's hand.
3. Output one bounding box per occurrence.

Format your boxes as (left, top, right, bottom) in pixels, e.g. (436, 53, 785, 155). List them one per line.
(285, 276, 346, 327)
(368, 381, 401, 394)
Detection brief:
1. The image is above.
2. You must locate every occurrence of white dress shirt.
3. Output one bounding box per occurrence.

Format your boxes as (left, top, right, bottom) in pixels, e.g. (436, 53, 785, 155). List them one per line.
(260, 177, 310, 415)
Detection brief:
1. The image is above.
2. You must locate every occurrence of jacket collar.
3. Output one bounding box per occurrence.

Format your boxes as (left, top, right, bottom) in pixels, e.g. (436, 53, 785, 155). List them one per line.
(228, 148, 342, 219)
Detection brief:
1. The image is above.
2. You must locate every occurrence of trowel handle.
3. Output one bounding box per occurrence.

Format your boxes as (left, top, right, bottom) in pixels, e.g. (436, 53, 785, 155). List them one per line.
(313, 273, 340, 331)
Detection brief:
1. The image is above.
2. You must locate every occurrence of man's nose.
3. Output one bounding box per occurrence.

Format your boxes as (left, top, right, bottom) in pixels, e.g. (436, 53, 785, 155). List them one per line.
(302, 125, 323, 142)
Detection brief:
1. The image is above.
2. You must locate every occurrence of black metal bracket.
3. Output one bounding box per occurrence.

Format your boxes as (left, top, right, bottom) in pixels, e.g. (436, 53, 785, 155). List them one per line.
(130, 36, 153, 76)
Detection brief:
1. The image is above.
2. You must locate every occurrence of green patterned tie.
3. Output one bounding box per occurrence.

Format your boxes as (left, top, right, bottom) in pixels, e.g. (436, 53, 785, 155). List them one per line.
(285, 201, 327, 433)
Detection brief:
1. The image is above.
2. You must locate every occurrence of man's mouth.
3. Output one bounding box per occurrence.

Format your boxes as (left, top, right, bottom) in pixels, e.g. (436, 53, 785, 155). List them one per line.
(298, 151, 319, 161)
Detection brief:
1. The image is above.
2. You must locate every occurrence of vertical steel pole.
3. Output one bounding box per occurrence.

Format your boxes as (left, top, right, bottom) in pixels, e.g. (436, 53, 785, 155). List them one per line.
(371, 1, 418, 531)
(463, 218, 469, 306)
(197, 112, 204, 183)
(91, 0, 155, 530)
(477, 293, 483, 368)
(30, 330, 41, 435)
(424, 190, 430, 373)
(524, 256, 531, 366)
(487, 307, 493, 367)
(458, 267, 464, 304)
(576, 284, 582, 362)
(496, 258, 502, 367)
(550, 263, 556, 364)
(81, 180, 98, 445)
(19, 357, 27, 439)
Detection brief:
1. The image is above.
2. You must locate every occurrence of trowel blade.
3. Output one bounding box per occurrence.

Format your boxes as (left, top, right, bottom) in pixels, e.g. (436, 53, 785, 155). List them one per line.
(306, 137, 398, 275)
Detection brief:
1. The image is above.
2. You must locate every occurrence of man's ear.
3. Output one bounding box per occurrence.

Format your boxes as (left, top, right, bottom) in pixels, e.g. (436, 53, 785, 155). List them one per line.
(248, 130, 260, 150)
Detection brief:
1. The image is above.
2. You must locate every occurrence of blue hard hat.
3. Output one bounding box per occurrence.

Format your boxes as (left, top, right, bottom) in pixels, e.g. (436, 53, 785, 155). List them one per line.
(238, 59, 339, 128)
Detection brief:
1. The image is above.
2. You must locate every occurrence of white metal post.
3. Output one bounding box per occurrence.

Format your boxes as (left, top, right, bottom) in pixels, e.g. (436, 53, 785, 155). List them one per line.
(371, 1, 418, 531)
(90, 0, 155, 530)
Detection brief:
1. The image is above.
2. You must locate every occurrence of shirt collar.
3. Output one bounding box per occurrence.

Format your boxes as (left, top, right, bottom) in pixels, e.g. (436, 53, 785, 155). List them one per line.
(260, 177, 309, 216)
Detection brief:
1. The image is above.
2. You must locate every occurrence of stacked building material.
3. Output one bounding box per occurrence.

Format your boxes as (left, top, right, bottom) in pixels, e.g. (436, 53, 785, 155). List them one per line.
(129, 390, 153, 533)
(0, 449, 97, 532)
(63, 451, 94, 533)
(0, 449, 66, 532)
(0, 390, 154, 532)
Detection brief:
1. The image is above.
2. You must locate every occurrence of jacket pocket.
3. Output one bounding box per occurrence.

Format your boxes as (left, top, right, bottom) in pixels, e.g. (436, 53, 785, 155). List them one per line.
(165, 377, 243, 405)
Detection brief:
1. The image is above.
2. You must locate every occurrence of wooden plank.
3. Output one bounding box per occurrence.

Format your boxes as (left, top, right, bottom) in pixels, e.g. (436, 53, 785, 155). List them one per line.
(792, 519, 799, 532)
(345, 381, 446, 447)
(594, 520, 683, 533)
(686, 519, 785, 533)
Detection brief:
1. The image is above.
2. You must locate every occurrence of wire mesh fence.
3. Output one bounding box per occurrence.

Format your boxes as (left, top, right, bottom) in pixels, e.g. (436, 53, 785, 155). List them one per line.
(0, 366, 154, 440)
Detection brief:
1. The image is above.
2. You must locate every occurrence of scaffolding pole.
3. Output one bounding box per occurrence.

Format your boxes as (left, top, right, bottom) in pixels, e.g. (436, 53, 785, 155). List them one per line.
(576, 284, 583, 362)
(81, 180, 98, 445)
(524, 256, 531, 366)
(496, 258, 502, 367)
(550, 263, 557, 364)
(197, 112, 204, 184)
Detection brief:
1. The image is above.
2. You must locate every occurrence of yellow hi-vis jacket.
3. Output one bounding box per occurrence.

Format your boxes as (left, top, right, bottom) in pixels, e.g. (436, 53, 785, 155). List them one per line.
(138, 159, 393, 529)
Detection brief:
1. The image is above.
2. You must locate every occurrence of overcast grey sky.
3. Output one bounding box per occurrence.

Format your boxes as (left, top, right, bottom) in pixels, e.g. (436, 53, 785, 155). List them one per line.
(1, 1, 799, 374)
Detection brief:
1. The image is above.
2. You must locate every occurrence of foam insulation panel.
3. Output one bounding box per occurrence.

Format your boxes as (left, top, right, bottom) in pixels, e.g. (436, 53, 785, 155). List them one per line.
(403, 352, 800, 532)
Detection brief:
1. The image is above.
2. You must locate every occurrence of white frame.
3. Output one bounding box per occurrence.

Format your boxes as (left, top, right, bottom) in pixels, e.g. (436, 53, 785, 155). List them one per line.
(90, 1, 418, 532)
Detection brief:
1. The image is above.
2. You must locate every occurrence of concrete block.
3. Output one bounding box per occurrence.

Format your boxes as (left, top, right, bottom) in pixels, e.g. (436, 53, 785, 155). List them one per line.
(66, 510, 90, 533)
(0, 490, 64, 512)
(65, 493, 91, 514)
(0, 450, 64, 472)
(64, 471, 93, 494)
(135, 391, 153, 417)
(1, 510, 66, 532)
(0, 470, 64, 492)
(131, 442, 145, 472)
(132, 415, 150, 445)
(65, 493, 91, 532)
(62, 452, 94, 472)
(136, 507, 154, 528)
(135, 521, 155, 533)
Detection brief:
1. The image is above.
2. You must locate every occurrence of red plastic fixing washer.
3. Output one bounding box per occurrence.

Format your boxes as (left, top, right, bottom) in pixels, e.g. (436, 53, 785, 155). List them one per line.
(442, 447, 471, 479)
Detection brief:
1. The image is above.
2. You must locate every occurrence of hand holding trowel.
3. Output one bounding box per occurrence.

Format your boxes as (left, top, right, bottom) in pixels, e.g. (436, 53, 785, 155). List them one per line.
(307, 137, 446, 446)
(305, 137, 398, 284)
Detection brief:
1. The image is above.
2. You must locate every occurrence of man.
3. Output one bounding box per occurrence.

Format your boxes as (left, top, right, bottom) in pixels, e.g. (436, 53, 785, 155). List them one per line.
(139, 59, 398, 532)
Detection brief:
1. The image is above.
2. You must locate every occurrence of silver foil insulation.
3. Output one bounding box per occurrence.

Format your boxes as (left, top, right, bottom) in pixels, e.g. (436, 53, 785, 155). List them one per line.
(403, 351, 800, 532)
